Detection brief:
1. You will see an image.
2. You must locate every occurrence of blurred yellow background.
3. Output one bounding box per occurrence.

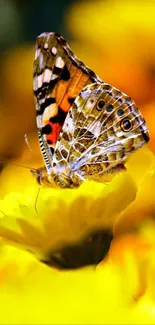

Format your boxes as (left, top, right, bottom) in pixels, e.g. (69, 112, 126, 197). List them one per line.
(1, 0, 155, 162)
(1, 3, 155, 322)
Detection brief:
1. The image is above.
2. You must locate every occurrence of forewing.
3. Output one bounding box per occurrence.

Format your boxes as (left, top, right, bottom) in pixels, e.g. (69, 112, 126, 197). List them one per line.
(33, 32, 102, 173)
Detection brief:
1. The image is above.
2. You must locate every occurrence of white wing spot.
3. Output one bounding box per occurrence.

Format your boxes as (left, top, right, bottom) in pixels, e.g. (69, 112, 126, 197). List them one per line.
(43, 69, 52, 83)
(37, 73, 43, 89)
(52, 47, 57, 55)
(43, 103, 58, 122)
(55, 56, 65, 68)
(44, 42, 48, 49)
(39, 53, 44, 69)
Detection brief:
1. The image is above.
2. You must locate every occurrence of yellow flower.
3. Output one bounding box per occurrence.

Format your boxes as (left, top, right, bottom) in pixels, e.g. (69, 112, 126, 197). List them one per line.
(0, 144, 154, 322)
(98, 220, 155, 323)
(0, 163, 136, 265)
(0, 227, 155, 324)
(0, 143, 154, 267)
(115, 146, 155, 235)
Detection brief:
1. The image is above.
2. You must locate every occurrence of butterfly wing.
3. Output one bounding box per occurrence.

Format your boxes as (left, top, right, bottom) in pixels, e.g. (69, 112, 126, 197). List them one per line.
(52, 83, 149, 187)
(33, 32, 102, 174)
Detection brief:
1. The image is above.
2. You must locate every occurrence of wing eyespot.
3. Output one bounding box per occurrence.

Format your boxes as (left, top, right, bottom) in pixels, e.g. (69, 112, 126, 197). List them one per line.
(120, 118, 132, 132)
(96, 99, 105, 111)
(117, 108, 124, 117)
(106, 104, 114, 112)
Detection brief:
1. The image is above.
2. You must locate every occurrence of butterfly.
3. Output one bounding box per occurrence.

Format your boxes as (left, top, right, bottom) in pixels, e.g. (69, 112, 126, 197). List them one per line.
(33, 32, 150, 188)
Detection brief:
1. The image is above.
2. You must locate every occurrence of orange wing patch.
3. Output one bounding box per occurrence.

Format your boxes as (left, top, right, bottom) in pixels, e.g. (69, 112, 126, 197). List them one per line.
(56, 65, 91, 113)
(46, 122, 62, 145)
(42, 64, 93, 145)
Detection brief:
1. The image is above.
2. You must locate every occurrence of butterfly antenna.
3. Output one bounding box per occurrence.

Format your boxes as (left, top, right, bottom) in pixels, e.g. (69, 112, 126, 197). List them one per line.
(34, 187, 41, 214)
(24, 134, 32, 152)
(0, 157, 38, 172)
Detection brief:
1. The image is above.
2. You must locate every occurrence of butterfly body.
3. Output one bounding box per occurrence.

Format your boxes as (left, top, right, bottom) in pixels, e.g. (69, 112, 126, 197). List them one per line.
(33, 32, 150, 188)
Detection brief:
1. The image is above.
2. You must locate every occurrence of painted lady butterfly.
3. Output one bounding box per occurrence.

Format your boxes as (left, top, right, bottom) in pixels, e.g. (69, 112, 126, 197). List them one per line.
(33, 32, 150, 188)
